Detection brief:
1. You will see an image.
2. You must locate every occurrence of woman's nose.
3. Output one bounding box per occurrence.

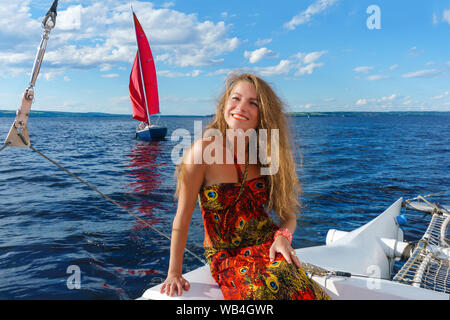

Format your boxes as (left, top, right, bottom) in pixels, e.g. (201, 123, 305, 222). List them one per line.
(236, 98, 249, 111)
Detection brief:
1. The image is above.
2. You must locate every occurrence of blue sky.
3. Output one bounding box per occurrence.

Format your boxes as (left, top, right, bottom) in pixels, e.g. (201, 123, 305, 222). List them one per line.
(0, 0, 449, 115)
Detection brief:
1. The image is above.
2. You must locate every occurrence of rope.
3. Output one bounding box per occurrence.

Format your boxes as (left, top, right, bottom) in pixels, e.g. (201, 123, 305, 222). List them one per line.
(404, 195, 449, 215)
(405, 192, 450, 206)
(26, 143, 408, 283)
(0, 144, 8, 153)
(422, 191, 450, 198)
(11, 131, 446, 288)
(24, 140, 207, 265)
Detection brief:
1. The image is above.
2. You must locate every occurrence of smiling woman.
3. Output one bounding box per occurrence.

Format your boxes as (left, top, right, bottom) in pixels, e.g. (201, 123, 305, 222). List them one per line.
(160, 72, 330, 300)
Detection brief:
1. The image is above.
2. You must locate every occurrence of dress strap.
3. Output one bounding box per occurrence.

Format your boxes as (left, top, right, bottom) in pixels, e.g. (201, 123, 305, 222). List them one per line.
(233, 156, 248, 205)
(224, 156, 249, 232)
(234, 163, 243, 183)
(233, 155, 248, 184)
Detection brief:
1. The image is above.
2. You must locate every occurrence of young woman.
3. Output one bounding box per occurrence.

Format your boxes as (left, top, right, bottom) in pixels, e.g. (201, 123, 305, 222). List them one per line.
(160, 73, 330, 300)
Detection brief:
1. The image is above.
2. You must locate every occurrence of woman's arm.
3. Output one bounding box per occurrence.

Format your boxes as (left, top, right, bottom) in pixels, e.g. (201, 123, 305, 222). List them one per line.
(279, 212, 297, 235)
(269, 211, 302, 267)
(160, 140, 206, 297)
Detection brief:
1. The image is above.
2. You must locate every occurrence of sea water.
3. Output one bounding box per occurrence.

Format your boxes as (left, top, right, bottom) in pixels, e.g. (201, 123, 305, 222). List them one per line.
(0, 113, 448, 299)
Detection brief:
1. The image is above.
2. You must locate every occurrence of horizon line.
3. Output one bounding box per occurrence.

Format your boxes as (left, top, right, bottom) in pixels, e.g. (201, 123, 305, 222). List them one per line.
(1, 109, 449, 117)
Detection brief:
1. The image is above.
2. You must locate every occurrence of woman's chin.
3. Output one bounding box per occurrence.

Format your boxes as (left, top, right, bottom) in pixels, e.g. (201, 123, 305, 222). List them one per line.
(226, 120, 256, 132)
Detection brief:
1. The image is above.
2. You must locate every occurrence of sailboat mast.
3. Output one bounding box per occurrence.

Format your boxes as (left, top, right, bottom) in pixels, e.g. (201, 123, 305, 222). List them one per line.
(132, 8, 152, 126)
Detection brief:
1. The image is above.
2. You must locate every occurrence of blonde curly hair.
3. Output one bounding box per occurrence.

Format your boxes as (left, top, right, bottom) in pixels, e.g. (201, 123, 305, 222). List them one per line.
(176, 72, 301, 221)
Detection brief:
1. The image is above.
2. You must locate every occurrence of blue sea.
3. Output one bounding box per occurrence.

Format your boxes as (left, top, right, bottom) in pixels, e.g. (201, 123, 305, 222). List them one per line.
(0, 113, 449, 299)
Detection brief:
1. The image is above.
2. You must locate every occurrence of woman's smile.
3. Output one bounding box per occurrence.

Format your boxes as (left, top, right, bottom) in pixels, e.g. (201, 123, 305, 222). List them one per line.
(231, 112, 249, 121)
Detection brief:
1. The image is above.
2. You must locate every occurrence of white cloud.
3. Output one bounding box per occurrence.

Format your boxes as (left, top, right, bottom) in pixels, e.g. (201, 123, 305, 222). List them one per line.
(389, 64, 399, 70)
(41, 70, 62, 81)
(356, 99, 368, 105)
(366, 75, 390, 81)
(0, 1, 40, 39)
(255, 38, 272, 46)
(408, 46, 424, 57)
(221, 12, 236, 19)
(353, 66, 373, 73)
(253, 49, 327, 78)
(433, 91, 449, 99)
(289, 50, 327, 76)
(244, 47, 276, 64)
(256, 60, 291, 76)
(443, 9, 450, 24)
(0, 52, 33, 64)
(296, 62, 324, 76)
(402, 69, 441, 78)
(191, 70, 201, 77)
(100, 64, 113, 72)
(57, 5, 82, 30)
(0, 1, 241, 77)
(206, 68, 236, 77)
(101, 73, 119, 78)
(379, 94, 397, 101)
(302, 50, 326, 64)
(159, 69, 202, 78)
(355, 94, 399, 108)
(403, 99, 413, 105)
(433, 13, 439, 25)
(294, 103, 312, 110)
(284, 0, 337, 30)
(161, 2, 175, 9)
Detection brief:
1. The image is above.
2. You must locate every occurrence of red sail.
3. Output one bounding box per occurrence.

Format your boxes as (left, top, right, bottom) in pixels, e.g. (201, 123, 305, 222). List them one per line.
(129, 12, 159, 123)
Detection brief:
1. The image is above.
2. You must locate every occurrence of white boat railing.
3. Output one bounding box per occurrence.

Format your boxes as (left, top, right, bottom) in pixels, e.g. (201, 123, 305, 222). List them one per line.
(393, 198, 449, 295)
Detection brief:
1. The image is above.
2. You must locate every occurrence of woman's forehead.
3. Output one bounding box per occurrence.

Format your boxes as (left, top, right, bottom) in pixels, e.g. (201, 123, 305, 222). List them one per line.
(230, 81, 257, 97)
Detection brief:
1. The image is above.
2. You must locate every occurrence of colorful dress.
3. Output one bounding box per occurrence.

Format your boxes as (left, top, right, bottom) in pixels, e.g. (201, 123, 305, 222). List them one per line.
(198, 160, 330, 300)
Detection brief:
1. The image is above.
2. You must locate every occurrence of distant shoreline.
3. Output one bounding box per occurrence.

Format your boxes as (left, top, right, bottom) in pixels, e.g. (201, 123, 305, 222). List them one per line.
(0, 110, 449, 118)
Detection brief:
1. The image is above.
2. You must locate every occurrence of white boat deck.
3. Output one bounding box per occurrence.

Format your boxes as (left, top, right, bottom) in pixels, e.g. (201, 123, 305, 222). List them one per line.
(139, 198, 450, 300)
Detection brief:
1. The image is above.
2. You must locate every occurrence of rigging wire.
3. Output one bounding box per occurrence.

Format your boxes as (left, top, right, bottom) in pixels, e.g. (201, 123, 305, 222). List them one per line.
(13, 134, 208, 265)
(5, 133, 449, 290)
(5, 133, 407, 283)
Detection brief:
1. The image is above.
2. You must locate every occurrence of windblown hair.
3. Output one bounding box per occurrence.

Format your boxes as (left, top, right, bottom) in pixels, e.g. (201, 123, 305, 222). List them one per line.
(175, 72, 301, 221)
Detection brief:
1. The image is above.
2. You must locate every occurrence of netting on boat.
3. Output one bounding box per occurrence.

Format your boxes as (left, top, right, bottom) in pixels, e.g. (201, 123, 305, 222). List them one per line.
(393, 201, 450, 294)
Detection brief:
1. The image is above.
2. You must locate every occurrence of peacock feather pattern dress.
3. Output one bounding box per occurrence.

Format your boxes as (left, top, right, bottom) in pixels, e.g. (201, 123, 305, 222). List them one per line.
(198, 160, 330, 300)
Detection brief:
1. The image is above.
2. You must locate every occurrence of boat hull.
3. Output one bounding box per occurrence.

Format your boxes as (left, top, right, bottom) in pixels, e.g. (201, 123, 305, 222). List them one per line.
(138, 263, 449, 300)
(136, 126, 167, 141)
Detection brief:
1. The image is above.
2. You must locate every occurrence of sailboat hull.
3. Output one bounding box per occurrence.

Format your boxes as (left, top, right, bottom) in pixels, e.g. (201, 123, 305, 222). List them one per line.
(136, 125, 167, 141)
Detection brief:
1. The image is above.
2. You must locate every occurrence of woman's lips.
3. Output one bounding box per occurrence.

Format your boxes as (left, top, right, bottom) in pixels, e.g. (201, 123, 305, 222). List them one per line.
(231, 113, 249, 121)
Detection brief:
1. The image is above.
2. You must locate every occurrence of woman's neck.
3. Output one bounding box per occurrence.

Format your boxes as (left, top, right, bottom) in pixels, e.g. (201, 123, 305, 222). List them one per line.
(224, 134, 249, 164)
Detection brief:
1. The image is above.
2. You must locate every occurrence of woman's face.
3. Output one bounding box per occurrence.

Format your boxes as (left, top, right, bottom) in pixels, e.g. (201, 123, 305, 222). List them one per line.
(224, 81, 259, 131)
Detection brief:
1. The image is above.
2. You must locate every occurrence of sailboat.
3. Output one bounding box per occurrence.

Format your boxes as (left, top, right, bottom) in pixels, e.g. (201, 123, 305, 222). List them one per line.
(129, 11, 167, 141)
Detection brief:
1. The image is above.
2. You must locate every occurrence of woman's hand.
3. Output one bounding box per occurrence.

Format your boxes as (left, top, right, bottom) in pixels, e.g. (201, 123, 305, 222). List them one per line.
(269, 236, 302, 268)
(160, 273, 190, 297)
